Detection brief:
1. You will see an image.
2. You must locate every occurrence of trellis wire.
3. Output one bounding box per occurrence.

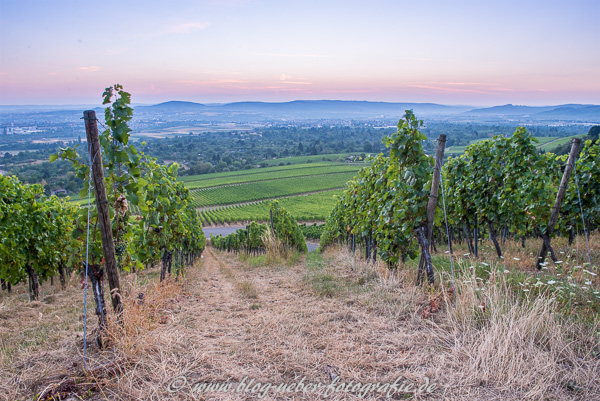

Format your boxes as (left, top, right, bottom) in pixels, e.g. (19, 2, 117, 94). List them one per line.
(573, 162, 592, 267)
(83, 140, 100, 371)
(437, 153, 456, 296)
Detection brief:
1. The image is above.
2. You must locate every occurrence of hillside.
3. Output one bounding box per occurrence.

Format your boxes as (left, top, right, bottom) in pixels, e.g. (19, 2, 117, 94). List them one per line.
(465, 104, 600, 122)
(2, 236, 599, 400)
(133, 101, 600, 123)
(135, 100, 470, 121)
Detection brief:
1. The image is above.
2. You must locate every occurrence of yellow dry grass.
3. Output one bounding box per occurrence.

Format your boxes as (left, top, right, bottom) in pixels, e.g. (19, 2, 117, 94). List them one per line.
(0, 238, 598, 400)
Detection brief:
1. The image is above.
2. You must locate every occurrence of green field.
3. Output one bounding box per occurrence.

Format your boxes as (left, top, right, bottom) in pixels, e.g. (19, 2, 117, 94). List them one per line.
(185, 157, 366, 223)
(199, 190, 341, 225)
(445, 145, 468, 154)
(68, 160, 364, 204)
(190, 171, 357, 207)
(261, 152, 363, 166)
(446, 135, 576, 155)
(68, 156, 365, 223)
(538, 135, 580, 151)
(184, 164, 359, 190)
(179, 162, 342, 183)
(70, 197, 91, 206)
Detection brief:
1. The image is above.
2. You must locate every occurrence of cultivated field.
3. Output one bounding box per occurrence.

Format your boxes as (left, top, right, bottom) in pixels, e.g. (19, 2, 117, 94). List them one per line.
(179, 160, 364, 224)
(445, 135, 578, 155)
(200, 190, 341, 225)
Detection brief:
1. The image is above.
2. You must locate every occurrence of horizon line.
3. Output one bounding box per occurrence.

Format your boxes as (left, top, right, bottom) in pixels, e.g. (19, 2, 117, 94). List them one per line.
(1, 99, 599, 109)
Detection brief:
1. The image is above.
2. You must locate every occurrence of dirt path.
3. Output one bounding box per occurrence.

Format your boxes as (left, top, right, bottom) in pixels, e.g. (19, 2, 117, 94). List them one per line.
(5, 243, 597, 400)
(155, 248, 440, 400)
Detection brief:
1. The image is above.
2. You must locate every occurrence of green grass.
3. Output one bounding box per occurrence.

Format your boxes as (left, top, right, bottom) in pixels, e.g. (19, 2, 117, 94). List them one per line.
(67, 156, 364, 223)
(304, 252, 341, 297)
(69, 197, 90, 205)
(69, 157, 364, 204)
(179, 153, 366, 184)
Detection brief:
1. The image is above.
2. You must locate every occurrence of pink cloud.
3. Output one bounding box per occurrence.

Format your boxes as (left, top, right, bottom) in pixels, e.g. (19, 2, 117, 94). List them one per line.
(78, 66, 101, 72)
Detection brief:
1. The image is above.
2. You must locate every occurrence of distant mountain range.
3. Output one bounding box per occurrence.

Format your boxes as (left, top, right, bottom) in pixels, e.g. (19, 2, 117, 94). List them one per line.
(139, 100, 471, 120)
(464, 103, 600, 121)
(136, 100, 600, 123)
(1, 101, 599, 124)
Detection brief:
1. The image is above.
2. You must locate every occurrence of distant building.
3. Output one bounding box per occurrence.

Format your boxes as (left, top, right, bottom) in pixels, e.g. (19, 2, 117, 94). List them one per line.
(51, 189, 68, 196)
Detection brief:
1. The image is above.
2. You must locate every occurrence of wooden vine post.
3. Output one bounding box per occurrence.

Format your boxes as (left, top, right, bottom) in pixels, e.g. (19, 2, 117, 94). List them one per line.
(84, 110, 123, 316)
(536, 137, 581, 269)
(417, 134, 446, 285)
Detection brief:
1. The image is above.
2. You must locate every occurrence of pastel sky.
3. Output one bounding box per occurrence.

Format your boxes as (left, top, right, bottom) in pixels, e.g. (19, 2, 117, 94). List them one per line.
(0, 0, 598, 106)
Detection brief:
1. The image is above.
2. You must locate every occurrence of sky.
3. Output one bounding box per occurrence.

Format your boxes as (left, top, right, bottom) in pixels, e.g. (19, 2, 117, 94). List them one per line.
(0, 0, 598, 106)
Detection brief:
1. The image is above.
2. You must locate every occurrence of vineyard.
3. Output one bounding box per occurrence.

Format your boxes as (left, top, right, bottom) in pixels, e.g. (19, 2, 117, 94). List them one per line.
(189, 171, 356, 207)
(1, 104, 599, 401)
(199, 190, 340, 225)
(3, 0, 600, 396)
(1, 86, 206, 348)
(183, 163, 359, 190)
(68, 162, 362, 221)
(210, 201, 308, 254)
(320, 111, 599, 291)
(260, 152, 363, 166)
(445, 134, 578, 155)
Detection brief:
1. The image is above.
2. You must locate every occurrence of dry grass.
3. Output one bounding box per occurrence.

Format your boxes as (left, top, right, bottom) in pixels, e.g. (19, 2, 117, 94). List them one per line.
(428, 232, 600, 320)
(0, 239, 598, 400)
(262, 229, 293, 266)
(308, 245, 600, 399)
(433, 270, 600, 400)
(236, 280, 258, 299)
(307, 246, 422, 320)
(0, 265, 193, 401)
